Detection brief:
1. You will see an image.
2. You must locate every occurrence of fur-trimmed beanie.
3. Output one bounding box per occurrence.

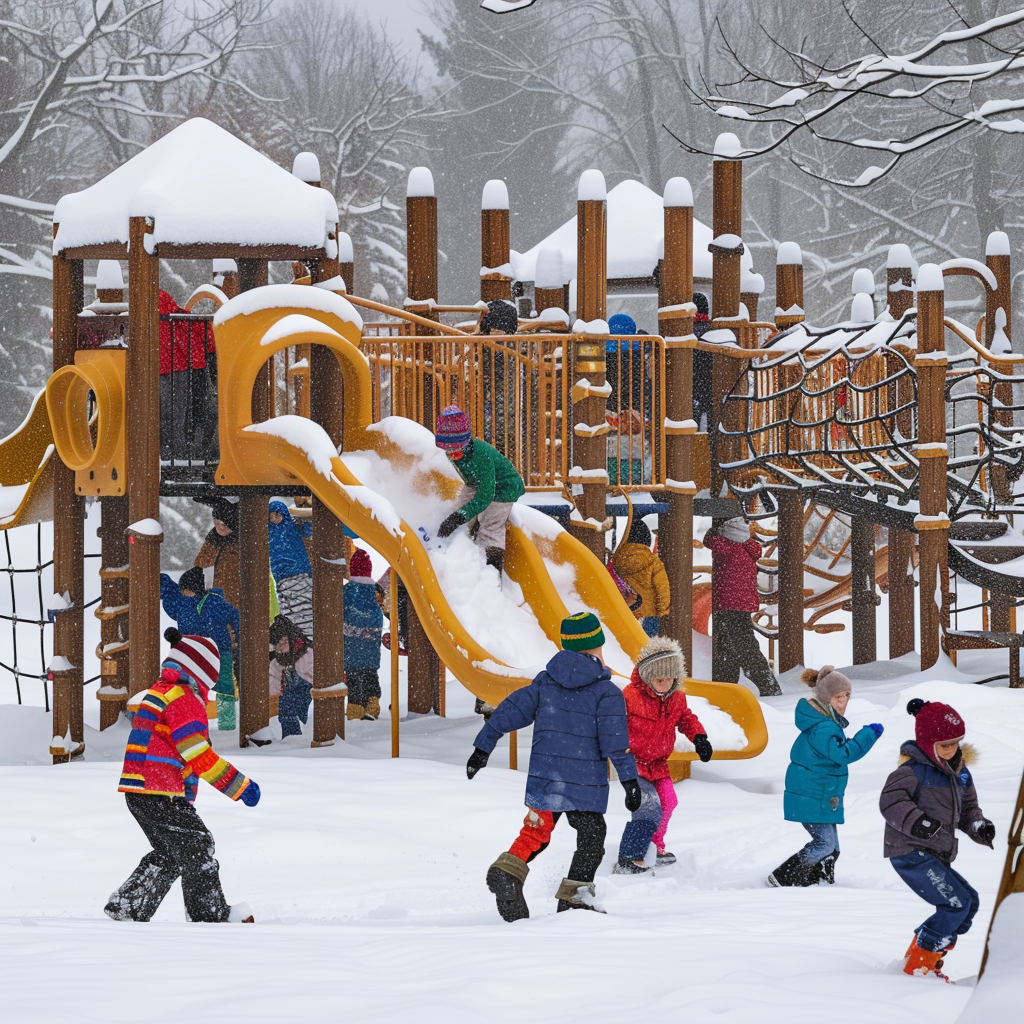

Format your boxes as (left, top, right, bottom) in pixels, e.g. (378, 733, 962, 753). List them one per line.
(162, 627, 219, 693)
(636, 636, 684, 684)
(718, 517, 750, 543)
(801, 664, 852, 706)
(349, 548, 374, 582)
(435, 405, 471, 451)
(907, 698, 965, 761)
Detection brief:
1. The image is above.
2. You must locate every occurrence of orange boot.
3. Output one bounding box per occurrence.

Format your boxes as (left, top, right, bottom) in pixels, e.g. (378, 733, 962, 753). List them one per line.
(902, 935, 950, 982)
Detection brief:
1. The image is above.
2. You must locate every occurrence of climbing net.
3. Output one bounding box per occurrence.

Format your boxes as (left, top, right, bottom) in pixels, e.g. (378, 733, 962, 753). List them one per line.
(1, 520, 101, 708)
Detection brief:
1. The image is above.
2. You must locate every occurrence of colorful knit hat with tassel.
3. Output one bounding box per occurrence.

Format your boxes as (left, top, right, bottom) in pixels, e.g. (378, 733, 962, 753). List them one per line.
(435, 405, 472, 451)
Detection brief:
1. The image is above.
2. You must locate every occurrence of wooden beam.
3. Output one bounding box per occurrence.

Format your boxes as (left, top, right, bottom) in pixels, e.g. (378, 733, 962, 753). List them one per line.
(850, 516, 877, 664)
(776, 491, 804, 673)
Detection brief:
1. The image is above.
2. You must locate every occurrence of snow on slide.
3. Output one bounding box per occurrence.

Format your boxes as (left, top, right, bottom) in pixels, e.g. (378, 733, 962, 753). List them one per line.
(339, 417, 747, 751)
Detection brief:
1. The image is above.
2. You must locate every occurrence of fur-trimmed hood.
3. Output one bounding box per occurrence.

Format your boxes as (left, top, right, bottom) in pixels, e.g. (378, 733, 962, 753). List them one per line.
(897, 740, 976, 769)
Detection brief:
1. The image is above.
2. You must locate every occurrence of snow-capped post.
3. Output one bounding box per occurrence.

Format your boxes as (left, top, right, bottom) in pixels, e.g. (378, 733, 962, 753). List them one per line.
(570, 168, 609, 562)
(213, 258, 239, 299)
(124, 214, 162, 717)
(338, 231, 354, 294)
(886, 243, 914, 321)
(658, 176, 696, 679)
(740, 267, 764, 323)
(534, 247, 565, 315)
(96, 496, 130, 729)
(709, 133, 746, 499)
(774, 242, 804, 330)
(50, 229, 86, 763)
(914, 264, 949, 672)
(773, 240, 807, 673)
(480, 179, 511, 303)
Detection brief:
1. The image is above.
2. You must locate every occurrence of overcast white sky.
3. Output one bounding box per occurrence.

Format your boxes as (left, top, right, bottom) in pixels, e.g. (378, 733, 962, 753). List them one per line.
(336, 0, 440, 55)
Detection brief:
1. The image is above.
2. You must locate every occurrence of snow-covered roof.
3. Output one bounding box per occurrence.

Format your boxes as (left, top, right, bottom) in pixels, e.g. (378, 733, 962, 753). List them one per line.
(53, 118, 337, 255)
(512, 179, 719, 284)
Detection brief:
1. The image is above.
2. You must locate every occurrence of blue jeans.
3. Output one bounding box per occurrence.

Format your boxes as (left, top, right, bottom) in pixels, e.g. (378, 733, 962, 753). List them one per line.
(797, 822, 839, 866)
(618, 778, 662, 861)
(890, 850, 980, 951)
(278, 679, 312, 737)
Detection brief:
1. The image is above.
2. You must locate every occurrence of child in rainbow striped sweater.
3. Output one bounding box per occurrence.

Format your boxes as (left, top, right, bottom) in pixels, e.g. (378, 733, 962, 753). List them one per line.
(105, 629, 260, 924)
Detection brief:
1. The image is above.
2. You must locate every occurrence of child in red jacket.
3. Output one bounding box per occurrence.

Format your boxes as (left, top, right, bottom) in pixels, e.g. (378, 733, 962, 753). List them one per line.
(614, 637, 713, 873)
(105, 629, 260, 923)
(703, 517, 781, 696)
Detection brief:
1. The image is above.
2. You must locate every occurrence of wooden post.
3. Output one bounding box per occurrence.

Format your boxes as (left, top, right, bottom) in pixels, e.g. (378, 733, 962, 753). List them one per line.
(509, 730, 518, 770)
(126, 216, 161, 710)
(709, 135, 745, 499)
(390, 572, 399, 757)
(985, 231, 1013, 630)
(776, 491, 805, 672)
(659, 177, 696, 675)
(888, 527, 916, 659)
(234, 259, 271, 746)
(309, 242, 348, 743)
(534, 246, 565, 314)
(886, 244, 914, 321)
(850, 517, 877, 664)
(237, 494, 269, 745)
(570, 169, 609, 563)
(50, 240, 85, 762)
(481, 180, 511, 303)
(740, 269, 763, 323)
(915, 265, 949, 671)
(775, 244, 805, 330)
(338, 231, 354, 294)
(406, 166, 439, 425)
(97, 496, 130, 729)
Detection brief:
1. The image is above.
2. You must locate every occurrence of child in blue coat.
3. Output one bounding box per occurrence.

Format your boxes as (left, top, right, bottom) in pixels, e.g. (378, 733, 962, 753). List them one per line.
(343, 549, 384, 721)
(465, 612, 640, 922)
(768, 666, 883, 887)
(160, 567, 239, 730)
(268, 501, 314, 640)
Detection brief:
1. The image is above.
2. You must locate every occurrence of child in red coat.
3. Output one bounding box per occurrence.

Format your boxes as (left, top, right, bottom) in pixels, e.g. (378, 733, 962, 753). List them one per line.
(614, 637, 713, 873)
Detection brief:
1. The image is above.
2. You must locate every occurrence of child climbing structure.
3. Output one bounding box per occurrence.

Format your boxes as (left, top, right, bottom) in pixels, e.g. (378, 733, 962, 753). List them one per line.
(0, 117, 765, 778)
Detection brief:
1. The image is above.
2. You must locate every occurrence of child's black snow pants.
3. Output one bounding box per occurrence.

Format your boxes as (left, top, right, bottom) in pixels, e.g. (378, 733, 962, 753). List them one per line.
(711, 610, 781, 696)
(105, 793, 231, 922)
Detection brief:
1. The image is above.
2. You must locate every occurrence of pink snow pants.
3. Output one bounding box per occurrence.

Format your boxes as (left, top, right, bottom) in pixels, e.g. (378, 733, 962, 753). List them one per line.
(651, 777, 679, 852)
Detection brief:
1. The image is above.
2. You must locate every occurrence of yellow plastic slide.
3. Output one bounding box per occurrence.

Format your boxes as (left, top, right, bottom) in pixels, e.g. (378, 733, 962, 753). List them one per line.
(0, 389, 55, 530)
(210, 285, 766, 763)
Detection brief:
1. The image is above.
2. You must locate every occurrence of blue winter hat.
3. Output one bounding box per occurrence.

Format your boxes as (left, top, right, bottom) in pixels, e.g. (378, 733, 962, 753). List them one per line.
(608, 313, 636, 335)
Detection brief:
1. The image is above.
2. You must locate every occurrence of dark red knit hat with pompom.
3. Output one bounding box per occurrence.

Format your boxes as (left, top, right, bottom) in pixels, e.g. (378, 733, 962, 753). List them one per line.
(907, 698, 965, 761)
(349, 548, 373, 580)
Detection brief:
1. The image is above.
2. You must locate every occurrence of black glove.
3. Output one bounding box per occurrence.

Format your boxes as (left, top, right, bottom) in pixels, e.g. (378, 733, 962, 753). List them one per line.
(466, 748, 490, 779)
(911, 815, 942, 840)
(437, 511, 466, 539)
(972, 819, 996, 848)
(693, 733, 713, 763)
(622, 778, 642, 812)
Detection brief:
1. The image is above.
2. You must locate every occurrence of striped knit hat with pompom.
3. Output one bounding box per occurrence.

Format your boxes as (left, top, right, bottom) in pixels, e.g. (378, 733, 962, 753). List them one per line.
(559, 611, 606, 652)
(162, 628, 219, 693)
(435, 405, 472, 451)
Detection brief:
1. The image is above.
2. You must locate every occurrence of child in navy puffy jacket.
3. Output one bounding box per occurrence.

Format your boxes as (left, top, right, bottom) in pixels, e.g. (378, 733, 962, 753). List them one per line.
(465, 612, 640, 922)
(344, 548, 384, 721)
(268, 501, 313, 640)
(880, 698, 995, 981)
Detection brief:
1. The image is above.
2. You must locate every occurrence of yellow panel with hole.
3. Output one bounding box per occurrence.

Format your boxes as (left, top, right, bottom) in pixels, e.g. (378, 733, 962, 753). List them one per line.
(45, 349, 127, 496)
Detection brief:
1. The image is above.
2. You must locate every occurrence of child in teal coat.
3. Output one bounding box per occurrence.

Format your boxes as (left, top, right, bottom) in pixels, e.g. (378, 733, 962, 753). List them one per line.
(768, 666, 882, 887)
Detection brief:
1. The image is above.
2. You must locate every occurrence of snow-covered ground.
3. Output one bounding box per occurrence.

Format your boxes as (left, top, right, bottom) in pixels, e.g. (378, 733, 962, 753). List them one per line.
(2, 650, 1021, 1023)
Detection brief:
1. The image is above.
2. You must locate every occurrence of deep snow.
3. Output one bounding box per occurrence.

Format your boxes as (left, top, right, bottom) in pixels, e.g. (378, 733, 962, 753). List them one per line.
(1, 655, 1021, 1024)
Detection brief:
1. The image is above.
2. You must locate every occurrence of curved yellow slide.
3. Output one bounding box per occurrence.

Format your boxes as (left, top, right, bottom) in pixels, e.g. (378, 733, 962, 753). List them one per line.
(0, 389, 55, 530)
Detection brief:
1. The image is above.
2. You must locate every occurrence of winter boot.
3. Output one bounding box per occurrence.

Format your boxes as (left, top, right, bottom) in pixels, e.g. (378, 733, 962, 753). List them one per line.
(612, 857, 652, 875)
(655, 850, 677, 866)
(555, 878, 606, 913)
(228, 902, 255, 923)
(485, 547, 505, 577)
(365, 697, 381, 720)
(346, 703, 366, 721)
(902, 935, 950, 982)
(767, 854, 816, 888)
(818, 852, 838, 885)
(486, 852, 530, 923)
